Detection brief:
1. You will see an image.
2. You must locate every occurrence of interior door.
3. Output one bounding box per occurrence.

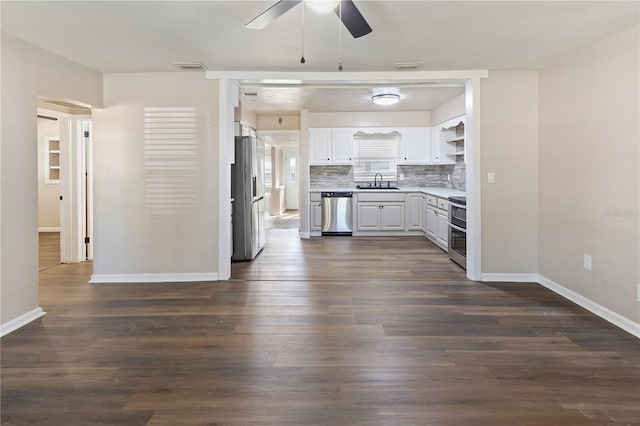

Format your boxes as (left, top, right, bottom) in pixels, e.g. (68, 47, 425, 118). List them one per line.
(284, 149, 298, 210)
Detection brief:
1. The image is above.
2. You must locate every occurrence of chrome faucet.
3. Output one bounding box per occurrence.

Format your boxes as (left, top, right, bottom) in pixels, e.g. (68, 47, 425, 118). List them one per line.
(374, 173, 383, 187)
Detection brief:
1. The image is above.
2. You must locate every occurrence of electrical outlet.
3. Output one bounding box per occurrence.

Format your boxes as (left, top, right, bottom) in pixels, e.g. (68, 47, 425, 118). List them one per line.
(583, 254, 592, 271)
(399, 174, 404, 181)
(447, 173, 451, 181)
(488, 172, 495, 184)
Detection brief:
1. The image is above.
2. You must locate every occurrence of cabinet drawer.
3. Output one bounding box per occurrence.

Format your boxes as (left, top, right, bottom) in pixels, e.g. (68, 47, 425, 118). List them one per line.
(426, 195, 437, 207)
(310, 192, 321, 202)
(357, 192, 406, 202)
(437, 198, 449, 212)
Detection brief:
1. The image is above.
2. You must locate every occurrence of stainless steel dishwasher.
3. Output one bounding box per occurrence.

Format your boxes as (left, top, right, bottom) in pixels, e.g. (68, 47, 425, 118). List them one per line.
(321, 192, 353, 236)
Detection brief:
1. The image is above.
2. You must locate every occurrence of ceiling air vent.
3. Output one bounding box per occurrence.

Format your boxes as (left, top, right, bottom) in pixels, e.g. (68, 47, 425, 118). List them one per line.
(243, 92, 258, 97)
(174, 62, 206, 71)
(394, 62, 424, 71)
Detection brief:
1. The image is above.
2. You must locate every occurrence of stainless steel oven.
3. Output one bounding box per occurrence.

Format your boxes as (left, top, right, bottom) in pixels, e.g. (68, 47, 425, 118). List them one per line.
(448, 196, 466, 269)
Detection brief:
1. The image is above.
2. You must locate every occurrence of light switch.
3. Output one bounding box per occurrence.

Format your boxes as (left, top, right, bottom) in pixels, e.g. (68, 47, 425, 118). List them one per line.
(488, 172, 496, 184)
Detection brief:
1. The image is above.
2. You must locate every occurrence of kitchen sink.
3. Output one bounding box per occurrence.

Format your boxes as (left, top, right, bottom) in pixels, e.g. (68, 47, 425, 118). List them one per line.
(356, 185, 400, 190)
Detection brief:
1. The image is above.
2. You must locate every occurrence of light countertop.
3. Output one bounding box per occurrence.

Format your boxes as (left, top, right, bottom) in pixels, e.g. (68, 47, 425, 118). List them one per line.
(309, 186, 466, 198)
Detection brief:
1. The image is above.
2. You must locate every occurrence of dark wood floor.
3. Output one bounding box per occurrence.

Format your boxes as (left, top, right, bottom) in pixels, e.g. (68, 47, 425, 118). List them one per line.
(1, 229, 638, 425)
(39, 232, 61, 271)
(268, 209, 299, 230)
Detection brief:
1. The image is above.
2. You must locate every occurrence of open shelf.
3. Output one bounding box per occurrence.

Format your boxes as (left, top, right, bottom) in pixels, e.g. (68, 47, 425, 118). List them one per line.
(444, 136, 464, 143)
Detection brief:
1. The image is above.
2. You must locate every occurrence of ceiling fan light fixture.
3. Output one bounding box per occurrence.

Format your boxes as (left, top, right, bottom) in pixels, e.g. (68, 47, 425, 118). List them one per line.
(305, 0, 340, 14)
(372, 93, 400, 106)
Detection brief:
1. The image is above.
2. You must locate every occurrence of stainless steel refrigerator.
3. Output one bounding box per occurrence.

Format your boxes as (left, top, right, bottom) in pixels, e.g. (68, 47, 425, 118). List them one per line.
(232, 135, 266, 261)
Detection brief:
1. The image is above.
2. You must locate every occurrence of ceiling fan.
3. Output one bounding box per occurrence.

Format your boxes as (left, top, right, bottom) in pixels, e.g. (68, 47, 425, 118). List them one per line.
(245, 0, 372, 39)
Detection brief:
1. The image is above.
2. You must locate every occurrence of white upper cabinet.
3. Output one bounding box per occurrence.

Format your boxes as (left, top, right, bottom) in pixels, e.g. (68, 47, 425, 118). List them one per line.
(309, 128, 354, 165)
(331, 128, 354, 164)
(430, 126, 442, 164)
(309, 128, 332, 164)
(398, 127, 430, 165)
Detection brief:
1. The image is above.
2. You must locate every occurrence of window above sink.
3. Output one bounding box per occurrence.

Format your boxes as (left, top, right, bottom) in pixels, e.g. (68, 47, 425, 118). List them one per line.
(353, 131, 399, 182)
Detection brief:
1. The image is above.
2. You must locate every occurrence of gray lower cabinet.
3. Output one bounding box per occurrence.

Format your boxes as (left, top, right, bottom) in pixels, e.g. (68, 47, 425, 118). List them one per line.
(309, 193, 322, 232)
(356, 202, 405, 231)
(406, 193, 423, 230)
(425, 194, 449, 251)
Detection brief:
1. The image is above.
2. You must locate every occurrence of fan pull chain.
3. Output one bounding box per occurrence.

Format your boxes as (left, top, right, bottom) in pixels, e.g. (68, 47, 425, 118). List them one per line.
(300, 2, 306, 64)
(338, 1, 343, 71)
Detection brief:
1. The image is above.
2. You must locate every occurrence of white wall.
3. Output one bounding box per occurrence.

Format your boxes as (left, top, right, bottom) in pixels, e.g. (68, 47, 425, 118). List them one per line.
(481, 71, 539, 275)
(91, 72, 220, 282)
(431, 94, 465, 126)
(0, 33, 102, 330)
(538, 26, 639, 323)
(308, 111, 430, 128)
(37, 114, 61, 230)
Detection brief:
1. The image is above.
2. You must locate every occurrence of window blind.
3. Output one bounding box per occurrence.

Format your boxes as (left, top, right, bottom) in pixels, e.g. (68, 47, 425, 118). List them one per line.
(353, 131, 399, 182)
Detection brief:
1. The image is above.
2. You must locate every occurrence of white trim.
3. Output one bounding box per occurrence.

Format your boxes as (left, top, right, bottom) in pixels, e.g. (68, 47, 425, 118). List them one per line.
(538, 275, 640, 339)
(0, 307, 46, 337)
(206, 70, 489, 83)
(465, 78, 482, 281)
(299, 231, 310, 239)
(38, 227, 61, 232)
(89, 273, 219, 284)
(481, 273, 539, 282)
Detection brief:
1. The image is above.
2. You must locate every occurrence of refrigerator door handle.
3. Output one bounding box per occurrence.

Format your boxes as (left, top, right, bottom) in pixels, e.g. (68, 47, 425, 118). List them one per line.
(252, 176, 257, 198)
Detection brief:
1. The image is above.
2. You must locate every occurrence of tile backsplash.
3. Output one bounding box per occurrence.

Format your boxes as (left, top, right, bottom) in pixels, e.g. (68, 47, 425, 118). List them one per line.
(310, 162, 466, 191)
(310, 165, 354, 188)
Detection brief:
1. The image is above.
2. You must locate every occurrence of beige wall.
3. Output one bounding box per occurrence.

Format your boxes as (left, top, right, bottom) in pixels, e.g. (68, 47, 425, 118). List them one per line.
(1, 33, 102, 327)
(37, 115, 61, 229)
(481, 71, 539, 275)
(258, 114, 301, 130)
(431, 94, 465, 126)
(538, 26, 639, 322)
(92, 72, 220, 279)
(309, 111, 430, 128)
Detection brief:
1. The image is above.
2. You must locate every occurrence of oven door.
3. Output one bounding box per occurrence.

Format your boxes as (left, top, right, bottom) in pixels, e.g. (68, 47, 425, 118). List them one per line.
(448, 223, 466, 269)
(449, 202, 466, 229)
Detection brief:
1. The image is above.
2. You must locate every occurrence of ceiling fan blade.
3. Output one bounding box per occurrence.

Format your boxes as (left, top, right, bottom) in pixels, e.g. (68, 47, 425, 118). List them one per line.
(335, 0, 372, 38)
(245, 0, 303, 30)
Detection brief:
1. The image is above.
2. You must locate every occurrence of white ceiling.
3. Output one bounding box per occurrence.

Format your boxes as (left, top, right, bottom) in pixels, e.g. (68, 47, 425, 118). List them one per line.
(2, 1, 637, 112)
(240, 85, 465, 113)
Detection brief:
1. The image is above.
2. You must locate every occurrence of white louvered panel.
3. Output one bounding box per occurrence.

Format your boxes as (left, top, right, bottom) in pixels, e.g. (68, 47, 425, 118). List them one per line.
(144, 107, 199, 215)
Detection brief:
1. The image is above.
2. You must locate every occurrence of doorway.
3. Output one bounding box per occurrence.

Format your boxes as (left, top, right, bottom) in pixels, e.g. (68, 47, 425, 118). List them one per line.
(215, 71, 485, 282)
(284, 148, 298, 210)
(37, 109, 63, 270)
(36, 102, 94, 268)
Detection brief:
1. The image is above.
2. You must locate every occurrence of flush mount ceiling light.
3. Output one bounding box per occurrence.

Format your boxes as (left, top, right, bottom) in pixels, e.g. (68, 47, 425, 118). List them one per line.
(372, 93, 400, 106)
(305, 0, 340, 13)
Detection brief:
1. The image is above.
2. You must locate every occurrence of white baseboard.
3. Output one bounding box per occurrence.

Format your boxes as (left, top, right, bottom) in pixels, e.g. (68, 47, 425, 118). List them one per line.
(299, 231, 310, 239)
(89, 272, 219, 284)
(537, 275, 640, 339)
(481, 273, 539, 282)
(38, 227, 60, 232)
(0, 307, 46, 337)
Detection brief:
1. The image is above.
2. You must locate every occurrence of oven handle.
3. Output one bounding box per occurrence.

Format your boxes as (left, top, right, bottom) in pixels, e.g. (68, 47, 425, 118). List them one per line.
(448, 222, 467, 233)
(449, 201, 467, 210)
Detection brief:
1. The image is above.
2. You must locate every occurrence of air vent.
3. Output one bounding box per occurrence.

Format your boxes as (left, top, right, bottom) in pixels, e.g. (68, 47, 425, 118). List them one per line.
(174, 62, 206, 71)
(243, 92, 258, 97)
(394, 62, 424, 71)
